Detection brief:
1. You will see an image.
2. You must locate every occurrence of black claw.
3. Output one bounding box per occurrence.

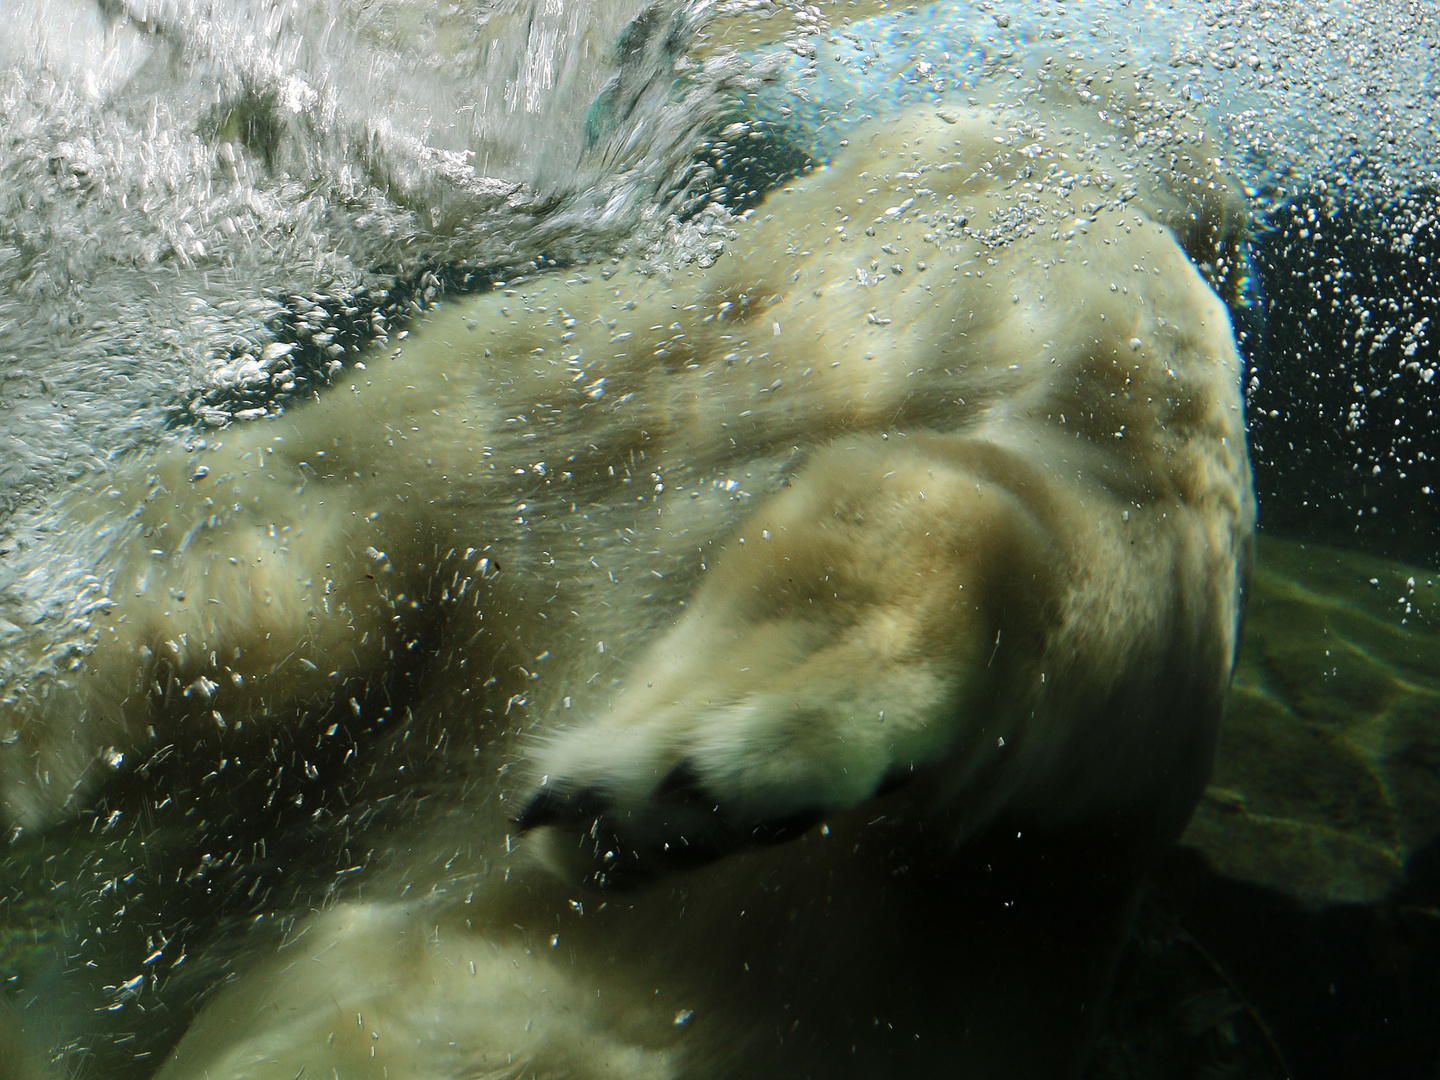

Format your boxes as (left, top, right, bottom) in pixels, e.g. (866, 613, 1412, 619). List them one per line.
(516, 773, 827, 883)
(749, 808, 823, 846)
(513, 788, 564, 832)
(568, 786, 610, 819)
(655, 759, 709, 804)
(512, 785, 609, 833)
(875, 763, 919, 798)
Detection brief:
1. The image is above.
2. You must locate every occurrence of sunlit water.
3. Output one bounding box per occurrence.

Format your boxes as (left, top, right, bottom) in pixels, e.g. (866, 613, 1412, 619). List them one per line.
(1, 0, 1438, 1076)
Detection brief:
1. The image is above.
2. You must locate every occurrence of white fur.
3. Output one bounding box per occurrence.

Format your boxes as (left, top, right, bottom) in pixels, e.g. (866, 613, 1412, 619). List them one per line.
(2, 88, 1253, 1078)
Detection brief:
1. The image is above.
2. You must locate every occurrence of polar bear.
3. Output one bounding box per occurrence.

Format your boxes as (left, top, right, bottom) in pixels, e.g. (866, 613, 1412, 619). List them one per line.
(0, 83, 1252, 1078)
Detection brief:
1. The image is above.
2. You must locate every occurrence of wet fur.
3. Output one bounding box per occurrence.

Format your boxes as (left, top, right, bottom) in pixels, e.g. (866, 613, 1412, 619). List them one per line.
(1, 91, 1252, 1078)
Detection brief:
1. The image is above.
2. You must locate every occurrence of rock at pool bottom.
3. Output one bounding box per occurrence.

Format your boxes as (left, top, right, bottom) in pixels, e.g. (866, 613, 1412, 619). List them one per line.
(1185, 534, 1440, 906)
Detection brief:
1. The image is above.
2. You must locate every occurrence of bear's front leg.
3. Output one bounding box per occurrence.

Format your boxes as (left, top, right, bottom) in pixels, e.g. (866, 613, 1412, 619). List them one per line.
(516, 432, 1087, 884)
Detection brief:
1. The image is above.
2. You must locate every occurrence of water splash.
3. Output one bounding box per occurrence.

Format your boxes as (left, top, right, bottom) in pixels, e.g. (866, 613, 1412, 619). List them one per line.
(2, 0, 1438, 575)
(4, 0, 1434, 508)
(0, 0, 765, 502)
(751, 0, 1440, 205)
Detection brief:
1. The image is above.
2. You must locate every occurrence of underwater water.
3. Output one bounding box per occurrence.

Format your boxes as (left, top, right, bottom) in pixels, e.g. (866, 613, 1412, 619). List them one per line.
(0, 1, 1437, 1077)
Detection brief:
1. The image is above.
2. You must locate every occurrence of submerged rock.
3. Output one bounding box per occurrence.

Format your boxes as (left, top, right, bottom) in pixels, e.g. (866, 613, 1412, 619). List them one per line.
(1184, 535, 1440, 906)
